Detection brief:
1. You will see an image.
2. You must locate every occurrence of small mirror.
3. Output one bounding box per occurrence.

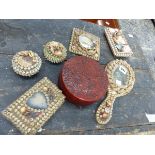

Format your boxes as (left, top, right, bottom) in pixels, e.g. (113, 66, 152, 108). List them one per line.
(79, 34, 95, 49)
(113, 65, 129, 86)
(96, 59, 135, 125)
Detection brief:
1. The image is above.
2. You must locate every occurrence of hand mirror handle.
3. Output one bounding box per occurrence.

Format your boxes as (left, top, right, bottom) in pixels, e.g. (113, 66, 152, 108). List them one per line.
(96, 90, 117, 124)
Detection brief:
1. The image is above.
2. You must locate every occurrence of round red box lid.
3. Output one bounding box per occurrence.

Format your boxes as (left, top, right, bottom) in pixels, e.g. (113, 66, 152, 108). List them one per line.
(59, 56, 109, 106)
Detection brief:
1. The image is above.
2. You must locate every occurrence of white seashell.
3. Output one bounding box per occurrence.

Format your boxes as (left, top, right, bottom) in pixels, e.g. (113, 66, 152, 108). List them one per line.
(109, 28, 118, 34)
(122, 45, 131, 53)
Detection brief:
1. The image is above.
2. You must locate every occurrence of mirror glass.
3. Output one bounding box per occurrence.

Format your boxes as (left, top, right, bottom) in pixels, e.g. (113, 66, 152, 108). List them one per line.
(79, 34, 95, 49)
(113, 65, 129, 86)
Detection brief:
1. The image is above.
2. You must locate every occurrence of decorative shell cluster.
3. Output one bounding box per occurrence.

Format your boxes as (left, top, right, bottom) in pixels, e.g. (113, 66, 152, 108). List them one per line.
(96, 59, 135, 125)
(105, 27, 133, 57)
(2, 77, 65, 135)
(96, 90, 116, 125)
(69, 28, 100, 61)
(12, 50, 42, 77)
(43, 41, 67, 63)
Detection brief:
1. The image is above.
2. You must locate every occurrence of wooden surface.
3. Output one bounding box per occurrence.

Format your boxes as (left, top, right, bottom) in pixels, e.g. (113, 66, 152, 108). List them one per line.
(81, 19, 120, 28)
(0, 19, 155, 135)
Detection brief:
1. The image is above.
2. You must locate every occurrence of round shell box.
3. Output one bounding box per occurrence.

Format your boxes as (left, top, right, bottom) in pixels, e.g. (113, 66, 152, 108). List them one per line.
(59, 56, 109, 106)
(43, 41, 67, 63)
(12, 50, 42, 77)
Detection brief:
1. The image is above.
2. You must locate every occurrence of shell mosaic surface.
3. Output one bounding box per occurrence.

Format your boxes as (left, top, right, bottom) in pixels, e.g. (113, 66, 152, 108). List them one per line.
(2, 77, 65, 135)
(69, 28, 100, 61)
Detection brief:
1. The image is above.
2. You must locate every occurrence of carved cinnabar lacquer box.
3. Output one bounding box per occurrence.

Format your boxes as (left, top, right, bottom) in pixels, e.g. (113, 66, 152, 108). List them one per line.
(59, 56, 109, 106)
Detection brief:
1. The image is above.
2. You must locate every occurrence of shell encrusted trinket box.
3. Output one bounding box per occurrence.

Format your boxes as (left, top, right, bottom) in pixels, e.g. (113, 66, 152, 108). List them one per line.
(43, 41, 67, 63)
(2, 77, 65, 135)
(12, 50, 42, 77)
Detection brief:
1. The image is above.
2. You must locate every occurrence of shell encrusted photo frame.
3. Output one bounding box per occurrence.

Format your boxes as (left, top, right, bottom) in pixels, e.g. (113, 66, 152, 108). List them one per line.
(2, 77, 65, 135)
(104, 27, 133, 57)
(69, 28, 100, 61)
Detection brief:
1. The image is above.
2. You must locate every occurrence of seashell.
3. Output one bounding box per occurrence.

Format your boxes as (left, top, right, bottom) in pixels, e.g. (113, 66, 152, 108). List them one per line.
(122, 45, 131, 53)
(113, 35, 126, 44)
(53, 51, 63, 56)
(20, 107, 28, 114)
(87, 50, 96, 56)
(109, 28, 118, 34)
(28, 51, 34, 57)
(94, 53, 99, 58)
(102, 113, 109, 119)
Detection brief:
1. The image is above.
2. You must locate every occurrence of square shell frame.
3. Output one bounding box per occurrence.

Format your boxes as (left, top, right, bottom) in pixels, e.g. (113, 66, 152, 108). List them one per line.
(69, 28, 100, 61)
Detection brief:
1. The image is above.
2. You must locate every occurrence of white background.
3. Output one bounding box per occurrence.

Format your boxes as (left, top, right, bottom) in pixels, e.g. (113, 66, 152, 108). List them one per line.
(0, 0, 154, 19)
(0, 0, 155, 155)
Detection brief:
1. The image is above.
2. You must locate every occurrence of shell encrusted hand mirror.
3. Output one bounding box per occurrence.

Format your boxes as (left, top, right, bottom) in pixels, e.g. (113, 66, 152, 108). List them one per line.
(2, 77, 65, 135)
(69, 28, 100, 61)
(105, 27, 133, 57)
(96, 59, 135, 125)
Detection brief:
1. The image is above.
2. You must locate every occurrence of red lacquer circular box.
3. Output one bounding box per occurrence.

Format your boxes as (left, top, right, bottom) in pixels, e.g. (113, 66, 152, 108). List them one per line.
(59, 56, 109, 106)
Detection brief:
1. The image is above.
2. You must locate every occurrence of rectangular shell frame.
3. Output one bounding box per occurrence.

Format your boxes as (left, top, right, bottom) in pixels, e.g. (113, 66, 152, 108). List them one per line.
(2, 77, 65, 135)
(104, 27, 133, 57)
